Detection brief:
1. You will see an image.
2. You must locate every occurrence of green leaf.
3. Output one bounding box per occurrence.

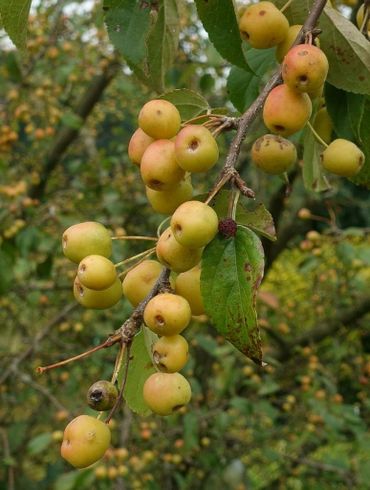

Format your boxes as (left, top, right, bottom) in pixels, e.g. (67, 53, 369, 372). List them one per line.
(104, 0, 180, 92)
(272, 0, 370, 95)
(159, 89, 210, 120)
(227, 67, 260, 113)
(302, 122, 330, 192)
(27, 433, 52, 455)
(325, 84, 356, 141)
(245, 46, 276, 77)
(201, 227, 264, 364)
(183, 412, 199, 450)
(104, 0, 151, 65)
(0, 0, 32, 49)
(123, 328, 156, 416)
(352, 97, 370, 187)
(236, 202, 276, 241)
(320, 7, 370, 95)
(195, 0, 250, 71)
(53, 469, 94, 490)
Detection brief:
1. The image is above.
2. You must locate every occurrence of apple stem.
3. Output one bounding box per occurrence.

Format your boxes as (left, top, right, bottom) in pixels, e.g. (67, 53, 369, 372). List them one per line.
(156, 216, 171, 238)
(114, 248, 156, 269)
(105, 340, 132, 424)
(306, 121, 329, 148)
(36, 338, 118, 374)
(280, 0, 295, 13)
(112, 235, 158, 241)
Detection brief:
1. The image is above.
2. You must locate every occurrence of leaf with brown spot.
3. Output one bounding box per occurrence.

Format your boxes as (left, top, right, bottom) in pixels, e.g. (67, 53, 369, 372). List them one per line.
(201, 227, 265, 364)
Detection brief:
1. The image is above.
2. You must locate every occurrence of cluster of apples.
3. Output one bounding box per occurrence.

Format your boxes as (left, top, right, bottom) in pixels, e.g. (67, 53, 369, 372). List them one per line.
(59, 100, 224, 468)
(128, 98, 219, 214)
(126, 99, 223, 415)
(62, 221, 123, 309)
(239, 1, 365, 177)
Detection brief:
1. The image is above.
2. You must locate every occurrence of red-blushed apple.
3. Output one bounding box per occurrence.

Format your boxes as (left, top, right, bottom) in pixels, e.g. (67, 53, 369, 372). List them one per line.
(263, 84, 312, 137)
(128, 128, 154, 166)
(140, 139, 185, 191)
(282, 44, 329, 93)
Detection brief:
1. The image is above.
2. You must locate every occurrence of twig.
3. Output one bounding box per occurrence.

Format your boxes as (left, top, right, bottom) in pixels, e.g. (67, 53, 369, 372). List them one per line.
(16, 371, 70, 413)
(114, 247, 156, 268)
(36, 340, 114, 373)
(29, 58, 121, 199)
(112, 236, 158, 241)
(105, 341, 132, 423)
(0, 303, 77, 385)
(274, 296, 370, 361)
(0, 428, 15, 490)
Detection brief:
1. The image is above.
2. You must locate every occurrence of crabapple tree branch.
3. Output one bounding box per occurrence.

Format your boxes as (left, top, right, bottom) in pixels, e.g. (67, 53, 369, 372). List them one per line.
(221, 0, 328, 174)
(29, 58, 121, 200)
(273, 295, 370, 361)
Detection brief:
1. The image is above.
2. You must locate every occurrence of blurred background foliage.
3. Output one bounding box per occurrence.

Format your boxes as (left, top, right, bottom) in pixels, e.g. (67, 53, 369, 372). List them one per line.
(0, 1, 369, 489)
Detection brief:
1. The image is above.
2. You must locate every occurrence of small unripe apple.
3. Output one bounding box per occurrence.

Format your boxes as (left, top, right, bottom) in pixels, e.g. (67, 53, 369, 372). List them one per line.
(263, 84, 312, 137)
(313, 107, 333, 145)
(77, 255, 117, 290)
(62, 222, 112, 263)
(122, 260, 174, 307)
(73, 276, 122, 309)
(87, 380, 118, 411)
(152, 335, 189, 372)
(138, 99, 181, 140)
(175, 264, 204, 315)
(145, 178, 193, 215)
(122, 260, 162, 307)
(128, 128, 154, 166)
(156, 227, 203, 273)
(140, 139, 185, 191)
(251, 134, 297, 175)
(143, 372, 191, 415)
(61, 415, 111, 468)
(282, 44, 329, 93)
(276, 25, 321, 63)
(276, 25, 302, 62)
(144, 292, 191, 335)
(239, 1, 289, 49)
(321, 139, 365, 177)
(174, 125, 219, 173)
(171, 201, 219, 248)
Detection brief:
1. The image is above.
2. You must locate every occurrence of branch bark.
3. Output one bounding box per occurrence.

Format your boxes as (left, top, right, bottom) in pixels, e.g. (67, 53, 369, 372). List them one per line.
(29, 59, 121, 200)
